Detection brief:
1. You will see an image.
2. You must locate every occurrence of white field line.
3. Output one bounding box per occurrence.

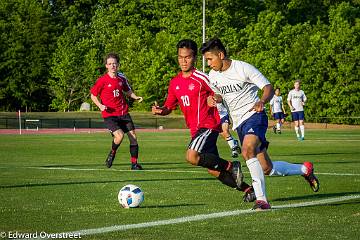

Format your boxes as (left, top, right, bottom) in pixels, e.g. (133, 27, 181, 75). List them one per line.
(0, 166, 359, 176)
(21, 194, 360, 240)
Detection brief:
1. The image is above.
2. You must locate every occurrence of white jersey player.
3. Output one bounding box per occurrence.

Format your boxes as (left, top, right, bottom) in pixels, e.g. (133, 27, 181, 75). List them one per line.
(269, 88, 286, 134)
(287, 80, 307, 140)
(201, 38, 319, 210)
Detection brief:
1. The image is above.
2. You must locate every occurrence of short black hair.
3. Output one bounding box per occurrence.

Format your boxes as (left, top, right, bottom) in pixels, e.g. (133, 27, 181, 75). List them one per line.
(177, 39, 197, 57)
(104, 52, 119, 65)
(201, 38, 227, 56)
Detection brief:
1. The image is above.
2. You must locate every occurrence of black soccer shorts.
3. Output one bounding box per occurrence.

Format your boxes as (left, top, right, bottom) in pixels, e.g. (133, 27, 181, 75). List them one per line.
(188, 128, 219, 156)
(104, 113, 135, 134)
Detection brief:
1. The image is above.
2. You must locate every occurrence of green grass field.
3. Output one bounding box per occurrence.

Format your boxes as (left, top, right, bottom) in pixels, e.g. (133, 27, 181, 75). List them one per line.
(0, 129, 359, 239)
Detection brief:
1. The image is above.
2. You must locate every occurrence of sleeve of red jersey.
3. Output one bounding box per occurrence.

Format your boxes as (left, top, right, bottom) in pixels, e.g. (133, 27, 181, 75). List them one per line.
(90, 78, 103, 96)
(163, 82, 178, 110)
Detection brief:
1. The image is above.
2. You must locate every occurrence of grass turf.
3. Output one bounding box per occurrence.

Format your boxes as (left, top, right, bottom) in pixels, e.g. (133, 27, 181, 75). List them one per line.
(0, 129, 359, 239)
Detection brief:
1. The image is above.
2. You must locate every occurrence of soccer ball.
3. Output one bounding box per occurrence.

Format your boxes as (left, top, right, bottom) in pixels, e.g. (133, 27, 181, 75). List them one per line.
(118, 184, 144, 208)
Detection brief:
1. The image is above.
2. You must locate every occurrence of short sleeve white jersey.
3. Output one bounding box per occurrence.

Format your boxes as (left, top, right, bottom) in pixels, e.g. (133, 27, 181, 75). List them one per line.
(270, 95, 283, 113)
(208, 60, 270, 130)
(287, 89, 307, 112)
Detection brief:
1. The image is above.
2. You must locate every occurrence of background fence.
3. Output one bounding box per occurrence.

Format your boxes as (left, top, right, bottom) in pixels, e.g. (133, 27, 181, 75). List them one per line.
(0, 117, 187, 130)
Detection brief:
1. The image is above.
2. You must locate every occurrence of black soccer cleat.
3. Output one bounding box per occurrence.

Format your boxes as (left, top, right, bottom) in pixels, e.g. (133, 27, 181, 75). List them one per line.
(231, 161, 244, 188)
(131, 163, 143, 170)
(105, 150, 116, 168)
(243, 186, 256, 203)
(231, 140, 241, 158)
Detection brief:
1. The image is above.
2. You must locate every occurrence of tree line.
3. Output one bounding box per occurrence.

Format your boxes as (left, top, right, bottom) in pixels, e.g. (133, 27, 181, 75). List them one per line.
(0, 0, 359, 124)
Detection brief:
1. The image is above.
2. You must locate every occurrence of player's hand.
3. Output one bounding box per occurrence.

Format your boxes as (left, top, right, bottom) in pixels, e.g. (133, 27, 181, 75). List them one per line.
(207, 96, 217, 107)
(99, 104, 107, 112)
(136, 96, 143, 103)
(151, 101, 163, 115)
(250, 101, 265, 112)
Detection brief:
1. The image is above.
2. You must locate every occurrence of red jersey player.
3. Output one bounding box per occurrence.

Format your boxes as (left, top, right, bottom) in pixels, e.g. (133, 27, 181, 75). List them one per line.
(152, 39, 255, 201)
(90, 53, 143, 170)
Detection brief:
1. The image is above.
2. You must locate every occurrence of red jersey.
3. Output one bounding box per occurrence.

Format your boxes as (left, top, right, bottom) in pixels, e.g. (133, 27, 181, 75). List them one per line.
(164, 69, 220, 137)
(90, 72, 131, 118)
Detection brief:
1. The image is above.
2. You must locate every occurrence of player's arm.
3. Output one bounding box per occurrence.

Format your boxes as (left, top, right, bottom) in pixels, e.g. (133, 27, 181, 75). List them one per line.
(151, 102, 172, 116)
(126, 90, 143, 102)
(90, 94, 106, 112)
(287, 99, 295, 111)
(207, 94, 223, 107)
(252, 84, 274, 112)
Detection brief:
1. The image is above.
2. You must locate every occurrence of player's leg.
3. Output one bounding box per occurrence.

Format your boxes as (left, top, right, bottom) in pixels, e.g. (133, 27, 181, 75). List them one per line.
(256, 149, 319, 191)
(186, 128, 243, 187)
(104, 117, 125, 168)
(207, 169, 256, 202)
(299, 112, 305, 140)
(237, 112, 270, 210)
(220, 116, 240, 158)
(292, 112, 301, 139)
(121, 114, 143, 170)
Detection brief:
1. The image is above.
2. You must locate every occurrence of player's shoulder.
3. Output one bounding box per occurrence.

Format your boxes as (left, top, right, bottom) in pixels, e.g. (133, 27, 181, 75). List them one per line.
(116, 71, 128, 81)
(192, 69, 209, 82)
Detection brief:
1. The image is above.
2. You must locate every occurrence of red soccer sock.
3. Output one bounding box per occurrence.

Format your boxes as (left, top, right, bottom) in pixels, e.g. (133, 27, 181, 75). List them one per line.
(131, 157, 138, 164)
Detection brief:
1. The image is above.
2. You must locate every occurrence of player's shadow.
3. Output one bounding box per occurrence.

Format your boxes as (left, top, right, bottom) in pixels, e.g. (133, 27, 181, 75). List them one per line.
(142, 203, 205, 209)
(272, 191, 360, 202)
(0, 177, 215, 189)
(40, 162, 192, 169)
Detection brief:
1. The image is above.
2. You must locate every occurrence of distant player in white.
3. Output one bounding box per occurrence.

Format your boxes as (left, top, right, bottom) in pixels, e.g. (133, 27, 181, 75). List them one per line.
(270, 88, 286, 134)
(287, 80, 307, 140)
(216, 102, 241, 158)
(201, 38, 320, 210)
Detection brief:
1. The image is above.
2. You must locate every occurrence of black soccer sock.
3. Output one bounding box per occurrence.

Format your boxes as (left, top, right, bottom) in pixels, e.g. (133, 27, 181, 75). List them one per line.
(218, 171, 251, 192)
(198, 153, 231, 171)
(112, 140, 120, 152)
(130, 144, 139, 158)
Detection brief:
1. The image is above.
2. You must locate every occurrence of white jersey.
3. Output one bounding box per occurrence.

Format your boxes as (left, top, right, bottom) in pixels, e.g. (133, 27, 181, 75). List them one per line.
(287, 89, 307, 112)
(270, 95, 283, 113)
(208, 60, 270, 130)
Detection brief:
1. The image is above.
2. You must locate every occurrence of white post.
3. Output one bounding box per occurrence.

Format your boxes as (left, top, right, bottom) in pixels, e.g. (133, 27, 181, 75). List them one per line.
(202, 0, 206, 72)
(18, 110, 22, 135)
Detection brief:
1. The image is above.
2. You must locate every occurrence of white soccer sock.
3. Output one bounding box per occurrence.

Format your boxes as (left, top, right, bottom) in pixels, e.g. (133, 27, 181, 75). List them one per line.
(300, 125, 305, 138)
(276, 122, 281, 130)
(294, 126, 300, 137)
(226, 136, 236, 149)
(269, 161, 304, 176)
(246, 158, 267, 202)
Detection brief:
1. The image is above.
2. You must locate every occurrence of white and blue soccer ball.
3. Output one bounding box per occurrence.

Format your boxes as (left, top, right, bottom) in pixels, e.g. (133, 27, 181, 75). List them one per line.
(118, 184, 144, 208)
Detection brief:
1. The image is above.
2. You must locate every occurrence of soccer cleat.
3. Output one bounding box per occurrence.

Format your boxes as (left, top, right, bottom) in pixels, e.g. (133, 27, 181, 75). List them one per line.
(272, 125, 277, 134)
(231, 141, 241, 158)
(302, 162, 320, 192)
(231, 161, 244, 188)
(277, 129, 281, 134)
(105, 150, 116, 168)
(243, 186, 256, 202)
(252, 200, 271, 211)
(131, 163, 143, 170)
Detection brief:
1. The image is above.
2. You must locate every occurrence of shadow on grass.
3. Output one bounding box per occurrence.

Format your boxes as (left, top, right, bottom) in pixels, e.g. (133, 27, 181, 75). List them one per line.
(273, 151, 360, 158)
(272, 191, 360, 202)
(41, 162, 188, 168)
(0, 177, 215, 189)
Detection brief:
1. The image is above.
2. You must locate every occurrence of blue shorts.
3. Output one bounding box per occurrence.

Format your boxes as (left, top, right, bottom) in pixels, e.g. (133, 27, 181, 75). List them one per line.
(273, 112, 284, 120)
(220, 115, 231, 124)
(236, 111, 268, 151)
(291, 111, 305, 121)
